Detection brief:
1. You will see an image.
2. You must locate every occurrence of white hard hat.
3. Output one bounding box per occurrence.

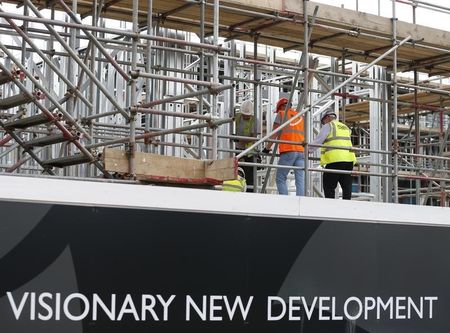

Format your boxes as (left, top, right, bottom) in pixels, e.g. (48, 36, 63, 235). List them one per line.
(321, 109, 337, 122)
(238, 167, 245, 178)
(240, 100, 254, 116)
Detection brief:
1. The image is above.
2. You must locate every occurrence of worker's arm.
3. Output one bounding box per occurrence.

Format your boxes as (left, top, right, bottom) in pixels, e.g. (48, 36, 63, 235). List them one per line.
(264, 122, 280, 152)
(262, 112, 282, 153)
(310, 123, 331, 151)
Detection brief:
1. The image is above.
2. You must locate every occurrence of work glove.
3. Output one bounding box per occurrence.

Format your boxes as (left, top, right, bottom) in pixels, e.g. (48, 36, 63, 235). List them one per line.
(262, 148, 271, 154)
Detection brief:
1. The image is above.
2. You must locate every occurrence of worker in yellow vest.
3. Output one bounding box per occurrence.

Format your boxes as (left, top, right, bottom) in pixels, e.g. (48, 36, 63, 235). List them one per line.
(263, 98, 305, 196)
(311, 109, 356, 199)
(234, 100, 259, 192)
(222, 168, 247, 192)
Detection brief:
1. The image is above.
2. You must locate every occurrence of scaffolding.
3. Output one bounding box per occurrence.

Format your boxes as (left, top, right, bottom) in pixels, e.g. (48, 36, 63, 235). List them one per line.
(0, 0, 448, 206)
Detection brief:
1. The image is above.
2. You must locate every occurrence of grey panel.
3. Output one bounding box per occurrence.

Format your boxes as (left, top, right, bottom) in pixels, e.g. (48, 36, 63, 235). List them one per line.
(0, 202, 51, 259)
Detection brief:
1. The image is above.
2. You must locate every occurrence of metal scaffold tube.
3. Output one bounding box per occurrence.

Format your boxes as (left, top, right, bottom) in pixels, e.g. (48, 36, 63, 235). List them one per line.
(128, 0, 139, 176)
(57, 0, 130, 82)
(0, 63, 108, 176)
(0, 11, 227, 52)
(139, 85, 233, 108)
(129, 70, 222, 88)
(211, 0, 220, 160)
(392, 0, 399, 203)
(0, 8, 93, 110)
(303, 0, 311, 197)
(23, 0, 129, 121)
(145, 0, 153, 153)
(260, 4, 319, 194)
(130, 108, 219, 121)
(86, 118, 233, 150)
(252, 35, 259, 191)
(0, 41, 91, 140)
(237, 35, 412, 160)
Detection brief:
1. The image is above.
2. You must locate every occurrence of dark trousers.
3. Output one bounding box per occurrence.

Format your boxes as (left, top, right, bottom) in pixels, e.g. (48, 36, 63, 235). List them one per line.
(323, 162, 354, 200)
(241, 155, 255, 193)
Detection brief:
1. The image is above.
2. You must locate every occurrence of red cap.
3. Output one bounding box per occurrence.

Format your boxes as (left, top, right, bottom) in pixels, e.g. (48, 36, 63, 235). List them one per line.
(275, 98, 289, 112)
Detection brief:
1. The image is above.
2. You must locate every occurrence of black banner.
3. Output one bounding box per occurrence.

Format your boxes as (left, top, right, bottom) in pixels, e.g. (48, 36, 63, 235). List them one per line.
(0, 201, 448, 332)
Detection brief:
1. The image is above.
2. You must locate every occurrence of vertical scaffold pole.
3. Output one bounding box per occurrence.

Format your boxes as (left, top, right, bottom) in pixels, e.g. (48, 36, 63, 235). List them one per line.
(253, 34, 259, 192)
(198, 0, 206, 158)
(66, 0, 77, 177)
(304, 0, 310, 197)
(67, 0, 76, 119)
(129, 0, 138, 175)
(414, 70, 421, 204)
(392, 0, 399, 203)
(87, 0, 98, 177)
(439, 101, 445, 207)
(145, 0, 153, 153)
(412, 8, 421, 205)
(20, 1, 28, 173)
(211, 0, 220, 160)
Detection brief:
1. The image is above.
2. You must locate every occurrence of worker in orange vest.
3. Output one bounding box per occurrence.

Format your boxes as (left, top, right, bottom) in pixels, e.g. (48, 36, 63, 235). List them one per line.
(263, 98, 305, 196)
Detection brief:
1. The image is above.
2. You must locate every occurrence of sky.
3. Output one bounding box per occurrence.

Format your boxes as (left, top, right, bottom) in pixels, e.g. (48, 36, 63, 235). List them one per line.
(312, 0, 450, 31)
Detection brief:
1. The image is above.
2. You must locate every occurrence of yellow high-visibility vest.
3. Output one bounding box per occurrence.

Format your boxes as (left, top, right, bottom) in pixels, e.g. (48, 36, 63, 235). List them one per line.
(222, 176, 246, 192)
(320, 120, 356, 166)
(235, 113, 256, 153)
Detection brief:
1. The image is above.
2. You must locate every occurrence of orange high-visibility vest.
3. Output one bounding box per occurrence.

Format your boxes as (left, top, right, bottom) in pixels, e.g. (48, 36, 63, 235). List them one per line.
(278, 108, 305, 153)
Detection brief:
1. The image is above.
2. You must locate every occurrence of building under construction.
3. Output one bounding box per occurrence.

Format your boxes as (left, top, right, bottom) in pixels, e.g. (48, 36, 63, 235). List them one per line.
(0, 0, 449, 204)
(2, 2, 450, 332)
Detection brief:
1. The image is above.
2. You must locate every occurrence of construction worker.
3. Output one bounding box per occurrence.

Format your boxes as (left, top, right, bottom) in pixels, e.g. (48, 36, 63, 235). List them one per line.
(263, 97, 305, 196)
(311, 109, 356, 200)
(222, 167, 247, 192)
(234, 100, 259, 192)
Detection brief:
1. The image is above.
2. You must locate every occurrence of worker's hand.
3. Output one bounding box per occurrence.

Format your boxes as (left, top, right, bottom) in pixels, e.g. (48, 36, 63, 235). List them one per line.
(262, 147, 271, 154)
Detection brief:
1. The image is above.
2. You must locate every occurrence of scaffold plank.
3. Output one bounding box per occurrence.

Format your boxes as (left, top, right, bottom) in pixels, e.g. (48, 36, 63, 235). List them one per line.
(344, 87, 450, 122)
(3, 0, 450, 75)
(103, 148, 237, 184)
